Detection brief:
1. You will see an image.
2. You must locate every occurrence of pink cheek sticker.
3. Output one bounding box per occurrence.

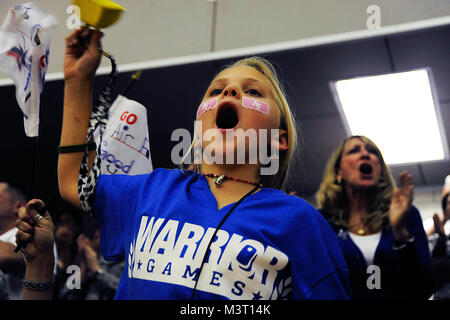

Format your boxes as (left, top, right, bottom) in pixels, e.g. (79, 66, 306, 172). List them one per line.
(242, 97, 269, 115)
(197, 97, 219, 117)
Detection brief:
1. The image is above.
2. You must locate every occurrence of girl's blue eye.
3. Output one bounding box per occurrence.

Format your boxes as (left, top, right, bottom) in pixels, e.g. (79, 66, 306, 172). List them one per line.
(210, 88, 222, 96)
(247, 89, 261, 96)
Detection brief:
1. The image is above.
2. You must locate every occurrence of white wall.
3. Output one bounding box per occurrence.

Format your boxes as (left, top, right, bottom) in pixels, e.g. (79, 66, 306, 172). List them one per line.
(1, 0, 450, 78)
(214, 0, 450, 50)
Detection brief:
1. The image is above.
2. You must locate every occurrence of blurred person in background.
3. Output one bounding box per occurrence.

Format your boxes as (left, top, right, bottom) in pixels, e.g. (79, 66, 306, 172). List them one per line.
(426, 175, 450, 238)
(58, 224, 124, 300)
(429, 176, 450, 300)
(15, 202, 124, 300)
(53, 210, 82, 299)
(0, 269, 8, 300)
(316, 135, 433, 300)
(0, 180, 27, 300)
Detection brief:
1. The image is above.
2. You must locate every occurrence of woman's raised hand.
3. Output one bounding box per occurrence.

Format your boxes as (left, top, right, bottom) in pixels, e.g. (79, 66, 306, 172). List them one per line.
(64, 27, 103, 82)
(389, 171, 414, 241)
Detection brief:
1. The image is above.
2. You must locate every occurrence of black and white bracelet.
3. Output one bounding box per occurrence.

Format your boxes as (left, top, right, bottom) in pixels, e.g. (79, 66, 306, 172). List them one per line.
(23, 279, 55, 291)
(57, 142, 97, 154)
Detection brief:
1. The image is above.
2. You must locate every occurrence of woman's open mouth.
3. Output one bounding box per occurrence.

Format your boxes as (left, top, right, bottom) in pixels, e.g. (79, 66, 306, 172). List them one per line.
(216, 103, 239, 130)
(359, 163, 373, 177)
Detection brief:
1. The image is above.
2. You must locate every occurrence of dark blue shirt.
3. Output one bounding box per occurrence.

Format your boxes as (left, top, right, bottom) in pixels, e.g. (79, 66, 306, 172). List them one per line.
(94, 168, 351, 299)
(320, 206, 433, 300)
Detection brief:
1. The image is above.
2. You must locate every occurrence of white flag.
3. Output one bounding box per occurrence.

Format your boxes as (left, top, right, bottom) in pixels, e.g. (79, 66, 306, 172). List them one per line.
(96, 95, 153, 175)
(0, 3, 57, 137)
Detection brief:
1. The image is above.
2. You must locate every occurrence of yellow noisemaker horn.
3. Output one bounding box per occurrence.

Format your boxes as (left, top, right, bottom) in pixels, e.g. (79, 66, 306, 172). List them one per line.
(72, 0, 126, 29)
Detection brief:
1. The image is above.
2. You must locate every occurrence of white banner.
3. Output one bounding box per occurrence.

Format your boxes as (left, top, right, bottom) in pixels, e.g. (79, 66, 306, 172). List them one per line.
(0, 3, 57, 137)
(97, 95, 153, 175)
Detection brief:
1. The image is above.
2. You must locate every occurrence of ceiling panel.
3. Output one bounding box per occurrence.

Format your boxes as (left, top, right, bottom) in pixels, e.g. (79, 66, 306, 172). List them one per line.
(419, 101, 450, 186)
(214, 0, 450, 52)
(264, 37, 393, 118)
(388, 164, 426, 187)
(0, 0, 214, 76)
(387, 26, 450, 101)
(375, 103, 449, 188)
(439, 102, 450, 155)
(286, 115, 348, 195)
(421, 161, 450, 186)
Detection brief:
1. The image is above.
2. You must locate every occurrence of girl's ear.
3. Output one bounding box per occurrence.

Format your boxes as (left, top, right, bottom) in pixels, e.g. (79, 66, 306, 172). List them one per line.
(278, 129, 288, 152)
(269, 129, 288, 156)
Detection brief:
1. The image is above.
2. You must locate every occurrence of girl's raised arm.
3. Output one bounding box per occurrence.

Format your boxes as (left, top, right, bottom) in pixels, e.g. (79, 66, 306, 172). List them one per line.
(58, 28, 103, 209)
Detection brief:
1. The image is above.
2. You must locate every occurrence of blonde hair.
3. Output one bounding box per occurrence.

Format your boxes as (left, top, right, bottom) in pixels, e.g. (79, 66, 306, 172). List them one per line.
(182, 56, 299, 189)
(315, 135, 395, 232)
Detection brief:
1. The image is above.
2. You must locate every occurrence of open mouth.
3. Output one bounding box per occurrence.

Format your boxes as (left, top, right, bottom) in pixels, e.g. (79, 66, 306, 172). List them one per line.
(359, 163, 373, 175)
(216, 104, 239, 130)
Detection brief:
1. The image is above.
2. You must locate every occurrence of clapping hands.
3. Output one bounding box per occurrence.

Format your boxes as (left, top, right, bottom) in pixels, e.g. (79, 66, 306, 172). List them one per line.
(389, 171, 414, 241)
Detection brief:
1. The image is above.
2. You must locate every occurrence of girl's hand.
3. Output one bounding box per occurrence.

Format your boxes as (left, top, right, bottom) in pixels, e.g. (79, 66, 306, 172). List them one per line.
(15, 199, 55, 264)
(64, 27, 103, 82)
(389, 171, 414, 241)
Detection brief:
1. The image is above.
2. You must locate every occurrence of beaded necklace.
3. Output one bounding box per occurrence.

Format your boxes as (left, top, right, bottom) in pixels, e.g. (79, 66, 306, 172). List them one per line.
(203, 173, 263, 188)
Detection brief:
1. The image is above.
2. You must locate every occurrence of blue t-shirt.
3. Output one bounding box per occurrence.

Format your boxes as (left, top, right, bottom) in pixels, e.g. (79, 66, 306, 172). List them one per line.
(94, 169, 350, 300)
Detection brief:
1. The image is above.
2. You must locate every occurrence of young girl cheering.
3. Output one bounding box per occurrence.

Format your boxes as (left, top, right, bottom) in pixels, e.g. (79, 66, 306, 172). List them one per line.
(57, 28, 350, 300)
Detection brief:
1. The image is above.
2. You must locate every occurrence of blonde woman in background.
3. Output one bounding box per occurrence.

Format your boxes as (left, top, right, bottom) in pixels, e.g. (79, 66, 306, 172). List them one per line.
(316, 135, 433, 299)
